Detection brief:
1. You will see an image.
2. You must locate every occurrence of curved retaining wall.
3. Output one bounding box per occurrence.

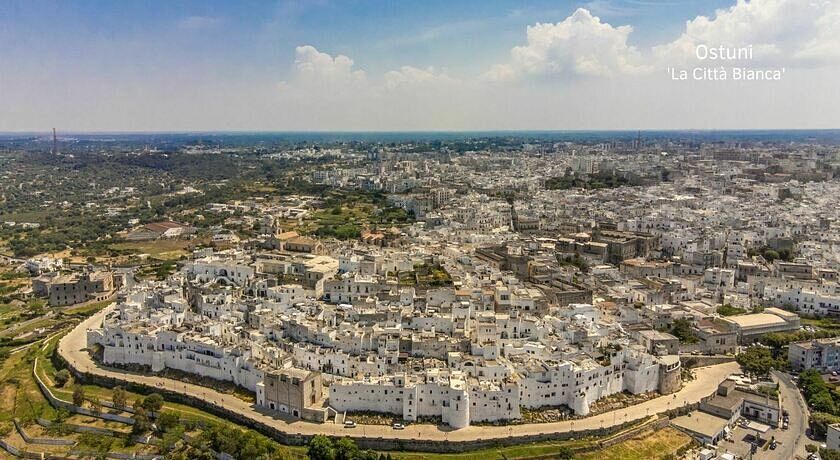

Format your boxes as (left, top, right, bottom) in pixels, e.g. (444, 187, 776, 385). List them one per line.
(33, 358, 136, 425)
(37, 417, 124, 437)
(13, 419, 76, 446)
(53, 320, 716, 453)
(46, 353, 674, 453)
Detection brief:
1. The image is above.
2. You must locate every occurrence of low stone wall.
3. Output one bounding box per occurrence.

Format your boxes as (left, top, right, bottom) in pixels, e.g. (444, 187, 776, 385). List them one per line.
(33, 358, 136, 425)
(37, 417, 123, 437)
(0, 438, 37, 459)
(13, 418, 76, 446)
(599, 415, 669, 448)
(70, 451, 161, 460)
(681, 355, 736, 369)
(664, 401, 701, 420)
(347, 416, 665, 453)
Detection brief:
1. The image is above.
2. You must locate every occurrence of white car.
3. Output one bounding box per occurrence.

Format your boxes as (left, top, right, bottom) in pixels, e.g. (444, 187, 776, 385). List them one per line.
(392, 423, 405, 430)
(343, 420, 357, 428)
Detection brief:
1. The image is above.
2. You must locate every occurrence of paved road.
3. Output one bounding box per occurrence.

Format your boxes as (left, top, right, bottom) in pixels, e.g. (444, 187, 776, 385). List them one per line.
(773, 370, 809, 460)
(59, 305, 741, 441)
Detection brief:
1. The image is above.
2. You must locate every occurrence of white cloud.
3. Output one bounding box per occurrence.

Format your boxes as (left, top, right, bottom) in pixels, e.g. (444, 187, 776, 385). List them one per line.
(655, 0, 840, 65)
(384, 66, 457, 90)
(178, 16, 223, 30)
(282, 47, 459, 94)
(497, 8, 651, 79)
(268, 46, 483, 130)
(293, 45, 366, 84)
(36, 4, 835, 132)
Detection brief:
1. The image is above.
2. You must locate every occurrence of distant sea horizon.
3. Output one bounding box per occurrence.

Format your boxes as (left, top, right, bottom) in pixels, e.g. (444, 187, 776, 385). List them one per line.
(2, 129, 840, 144)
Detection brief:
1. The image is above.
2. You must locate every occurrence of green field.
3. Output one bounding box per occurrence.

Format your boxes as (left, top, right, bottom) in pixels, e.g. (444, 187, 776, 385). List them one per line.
(390, 424, 690, 460)
(392, 439, 589, 460)
(577, 427, 692, 460)
(290, 190, 411, 240)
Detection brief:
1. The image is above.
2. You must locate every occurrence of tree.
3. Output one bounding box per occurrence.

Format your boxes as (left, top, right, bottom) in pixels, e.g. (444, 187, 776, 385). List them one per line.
(156, 411, 180, 433)
(810, 411, 840, 437)
(736, 346, 782, 378)
(160, 423, 185, 453)
(810, 391, 837, 414)
(112, 386, 127, 411)
(54, 408, 70, 423)
(89, 397, 103, 416)
(142, 393, 164, 413)
(763, 249, 780, 262)
(72, 385, 86, 407)
(132, 407, 151, 435)
(761, 332, 790, 351)
(800, 369, 826, 397)
(556, 446, 575, 459)
(335, 437, 359, 460)
(670, 318, 697, 344)
(54, 369, 71, 387)
(800, 369, 840, 417)
(307, 435, 335, 460)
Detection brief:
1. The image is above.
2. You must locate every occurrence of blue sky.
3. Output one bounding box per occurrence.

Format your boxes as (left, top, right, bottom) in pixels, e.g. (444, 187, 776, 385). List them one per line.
(1, 0, 838, 131)
(2, 0, 731, 75)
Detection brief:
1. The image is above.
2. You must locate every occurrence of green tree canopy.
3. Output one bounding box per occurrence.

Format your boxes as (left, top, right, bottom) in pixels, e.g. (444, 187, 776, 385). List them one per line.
(307, 435, 335, 460)
(736, 346, 782, 377)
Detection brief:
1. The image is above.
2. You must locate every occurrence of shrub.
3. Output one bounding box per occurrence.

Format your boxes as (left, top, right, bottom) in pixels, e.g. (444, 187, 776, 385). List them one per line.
(54, 369, 71, 387)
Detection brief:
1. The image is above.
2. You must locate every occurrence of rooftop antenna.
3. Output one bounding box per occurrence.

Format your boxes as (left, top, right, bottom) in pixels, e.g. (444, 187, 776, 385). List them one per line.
(52, 128, 58, 155)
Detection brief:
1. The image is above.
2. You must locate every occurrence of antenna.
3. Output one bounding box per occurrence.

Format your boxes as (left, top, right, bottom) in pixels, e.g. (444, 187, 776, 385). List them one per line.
(52, 128, 58, 155)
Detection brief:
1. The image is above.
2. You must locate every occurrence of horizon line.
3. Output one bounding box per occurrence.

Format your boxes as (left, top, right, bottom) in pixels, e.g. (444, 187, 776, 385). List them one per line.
(2, 128, 840, 136)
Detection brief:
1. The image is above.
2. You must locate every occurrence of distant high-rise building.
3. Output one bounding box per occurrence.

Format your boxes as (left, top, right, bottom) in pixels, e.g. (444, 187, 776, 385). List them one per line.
(572, 156, 595, 174)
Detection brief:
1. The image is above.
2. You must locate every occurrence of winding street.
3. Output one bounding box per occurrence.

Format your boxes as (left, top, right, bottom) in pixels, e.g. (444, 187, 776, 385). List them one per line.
(58, 305, 741, 442)
(772, 370, 809, 460)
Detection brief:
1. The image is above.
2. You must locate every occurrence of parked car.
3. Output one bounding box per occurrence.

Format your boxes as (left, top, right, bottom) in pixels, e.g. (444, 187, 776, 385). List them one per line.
(392, 423, 405, 430)
(770, 440, 777, 450)
(344, 420, 357, 428)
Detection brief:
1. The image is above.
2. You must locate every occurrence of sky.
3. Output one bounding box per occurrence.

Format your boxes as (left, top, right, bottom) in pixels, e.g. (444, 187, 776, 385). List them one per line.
(1, 0, 838, 132)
